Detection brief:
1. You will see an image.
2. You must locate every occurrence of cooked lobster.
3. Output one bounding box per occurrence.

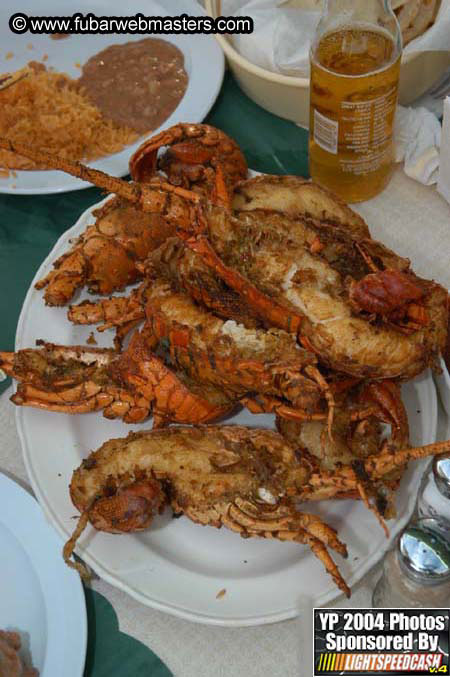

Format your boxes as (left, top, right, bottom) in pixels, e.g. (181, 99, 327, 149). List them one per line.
(0, 136, 445, 380)
(278, 379, 410, 522)
(33, 124, 247, 306)
(143, 277, 335, 425)
(65, 424, 450, 597)
(0, 331, 233, 426)
(67, 237, 262, 344)
(35, 196, 174, 306)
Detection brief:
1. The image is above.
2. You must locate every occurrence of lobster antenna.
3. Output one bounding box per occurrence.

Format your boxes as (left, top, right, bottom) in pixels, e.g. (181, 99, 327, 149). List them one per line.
(365, 439, 450, 479)
(0, 137, 139, 203)
(63, 508, 92, 580)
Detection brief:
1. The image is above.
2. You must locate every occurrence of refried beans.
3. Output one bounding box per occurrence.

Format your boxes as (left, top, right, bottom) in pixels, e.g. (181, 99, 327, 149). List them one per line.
(78, 38, 188, 134)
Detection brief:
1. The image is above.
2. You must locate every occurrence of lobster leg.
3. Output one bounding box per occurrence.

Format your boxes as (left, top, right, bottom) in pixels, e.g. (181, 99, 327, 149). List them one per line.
(243, 394, 328, 422)
(365, 439, 450, 479)
(305, 365, 336, 439)
(184, 498, 350, 598)
(354, 380, 409, 451)
(0, 137, 139, 200)
(355, 482, 389, 537)
(68, 285, 146, 331)
(305, 439, 450, 501)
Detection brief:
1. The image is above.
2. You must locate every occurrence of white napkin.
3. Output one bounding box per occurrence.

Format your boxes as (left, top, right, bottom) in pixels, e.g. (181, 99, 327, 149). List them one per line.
(230, 0, 450, 78)
(230, 1, 321, 77)
(394, 105, 441, 185)
(437, 96, 450, 203)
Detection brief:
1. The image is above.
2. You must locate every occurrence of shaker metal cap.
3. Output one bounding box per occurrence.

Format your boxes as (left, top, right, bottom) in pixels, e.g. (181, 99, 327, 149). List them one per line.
(398, 517, 450, 582)
(433, 453, 450, 499)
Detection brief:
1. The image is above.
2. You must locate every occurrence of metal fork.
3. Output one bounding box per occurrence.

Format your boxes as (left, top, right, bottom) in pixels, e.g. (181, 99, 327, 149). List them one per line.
(427, 68, 450, 99)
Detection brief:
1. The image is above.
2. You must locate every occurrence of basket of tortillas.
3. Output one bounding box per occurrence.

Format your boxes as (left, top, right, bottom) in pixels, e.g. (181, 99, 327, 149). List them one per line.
(393, 0, 441, 44)
(206, 0, 450, 126)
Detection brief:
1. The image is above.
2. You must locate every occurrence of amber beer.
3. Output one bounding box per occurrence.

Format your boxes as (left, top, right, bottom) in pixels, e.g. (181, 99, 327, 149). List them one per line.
(309, 27, 401, 203)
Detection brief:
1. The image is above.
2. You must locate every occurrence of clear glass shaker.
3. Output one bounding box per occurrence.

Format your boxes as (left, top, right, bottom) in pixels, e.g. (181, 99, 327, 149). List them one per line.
(417, 453, 450, 521)
(372, 517, 450, 608)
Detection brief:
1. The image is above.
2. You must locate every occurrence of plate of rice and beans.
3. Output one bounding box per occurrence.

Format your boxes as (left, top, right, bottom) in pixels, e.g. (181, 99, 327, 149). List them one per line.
(0, 0, 224, 194)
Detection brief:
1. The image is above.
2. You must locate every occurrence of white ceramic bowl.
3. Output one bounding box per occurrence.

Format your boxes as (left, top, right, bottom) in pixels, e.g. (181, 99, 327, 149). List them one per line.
(206, 0, 450, 126)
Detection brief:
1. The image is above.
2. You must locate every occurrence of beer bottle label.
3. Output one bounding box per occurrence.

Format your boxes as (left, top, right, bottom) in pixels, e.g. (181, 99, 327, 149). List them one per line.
(313, 109, 338, 155)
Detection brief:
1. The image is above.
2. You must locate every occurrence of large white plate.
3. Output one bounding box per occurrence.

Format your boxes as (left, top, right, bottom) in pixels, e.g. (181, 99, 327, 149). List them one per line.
(435, 356, 450, 418)
(0, 472, 87, 675)
(14, 198, 437, 626)
(0, 0, 224, 194)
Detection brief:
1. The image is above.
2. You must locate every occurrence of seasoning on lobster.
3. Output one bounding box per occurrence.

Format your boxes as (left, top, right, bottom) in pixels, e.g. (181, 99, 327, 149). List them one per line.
(65, 424, 450, 597)
(0, 135, 444, 381)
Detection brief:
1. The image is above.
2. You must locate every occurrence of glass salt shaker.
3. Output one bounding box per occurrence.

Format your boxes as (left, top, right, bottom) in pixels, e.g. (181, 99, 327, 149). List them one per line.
(417, 453, 450, 521)
(372, 517, 450, 608)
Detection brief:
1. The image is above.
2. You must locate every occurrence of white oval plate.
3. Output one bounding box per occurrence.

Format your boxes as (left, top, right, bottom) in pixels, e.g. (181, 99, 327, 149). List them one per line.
(0, 472, 87, 675)
(0, 0, 224, 194)
(14, 198, 437, 626)
(435, 356, 450, 418)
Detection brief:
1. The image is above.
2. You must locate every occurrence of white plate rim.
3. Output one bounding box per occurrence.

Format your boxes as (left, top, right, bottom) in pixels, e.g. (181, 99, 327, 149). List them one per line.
(0, 472, 87, 675)
(0, 0, 224, 195)
(14, 197, 438, 627)
(434, 356, 450, 418)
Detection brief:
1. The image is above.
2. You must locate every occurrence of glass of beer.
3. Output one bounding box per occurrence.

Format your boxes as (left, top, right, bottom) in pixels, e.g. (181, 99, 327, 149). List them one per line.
(309, 0, 402, 203)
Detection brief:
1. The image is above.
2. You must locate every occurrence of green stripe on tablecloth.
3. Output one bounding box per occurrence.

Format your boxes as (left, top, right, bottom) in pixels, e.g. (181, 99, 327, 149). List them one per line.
(206, 72, 309, 176)
(84, 588, 172, 677)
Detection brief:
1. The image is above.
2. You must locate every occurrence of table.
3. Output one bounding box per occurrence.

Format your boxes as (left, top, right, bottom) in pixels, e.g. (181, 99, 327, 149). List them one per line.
(0, 71, 449, 677)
